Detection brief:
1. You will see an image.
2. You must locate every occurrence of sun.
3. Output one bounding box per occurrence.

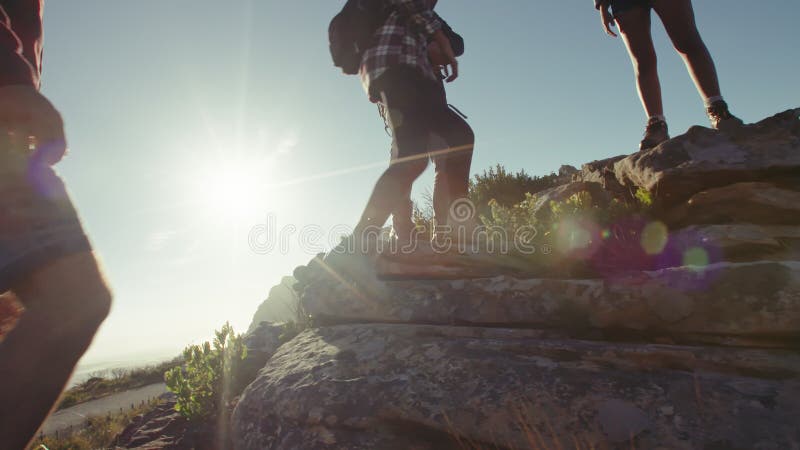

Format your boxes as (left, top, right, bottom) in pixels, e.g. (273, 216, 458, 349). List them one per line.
(174, 124, 295, 228)
(198, 161, 260, 219)
(185, 153, 275, 228)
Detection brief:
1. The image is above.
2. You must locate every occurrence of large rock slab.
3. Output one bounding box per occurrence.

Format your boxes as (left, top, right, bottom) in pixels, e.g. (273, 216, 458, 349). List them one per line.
(236, 322, 289, 395)
(232, 324, 800, 450)
(665, 182, 800, 228)
(302, 261, 800, 347)
(613, 108, 800, 207)
(676, 224, 800, 262)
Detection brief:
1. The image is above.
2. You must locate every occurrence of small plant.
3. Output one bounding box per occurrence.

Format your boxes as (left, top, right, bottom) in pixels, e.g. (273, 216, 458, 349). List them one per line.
(165, 323, 246, 421)
(635, 187, 654, 208)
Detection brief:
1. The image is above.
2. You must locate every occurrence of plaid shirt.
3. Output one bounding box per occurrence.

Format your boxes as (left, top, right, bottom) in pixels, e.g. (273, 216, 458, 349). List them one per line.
(0, 0, 43, 88)
(359, 0, 442, 102)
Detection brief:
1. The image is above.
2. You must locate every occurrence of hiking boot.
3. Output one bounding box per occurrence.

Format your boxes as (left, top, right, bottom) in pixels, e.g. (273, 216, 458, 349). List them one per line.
(639, 118, 669, 151)
(707, 100, 744, 132)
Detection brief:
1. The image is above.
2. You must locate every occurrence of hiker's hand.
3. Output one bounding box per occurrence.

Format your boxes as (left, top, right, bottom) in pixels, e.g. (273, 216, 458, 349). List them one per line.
(600, 6, 617, 37)
(0, 85, 67, 165)
(428, 42, 449, 66)
(432, 29, 458, 82)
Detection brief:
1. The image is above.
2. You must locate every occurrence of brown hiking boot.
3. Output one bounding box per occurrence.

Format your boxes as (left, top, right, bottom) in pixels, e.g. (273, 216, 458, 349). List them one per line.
(639, 118, 669, 151)
(707, 99, 744, 131)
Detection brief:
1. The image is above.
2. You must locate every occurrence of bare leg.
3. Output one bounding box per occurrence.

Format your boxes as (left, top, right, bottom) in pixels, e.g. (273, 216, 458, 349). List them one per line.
(616, 7, 662, 118)
(391, 185, 417, 241)
(0, 252, 112, 450)
(652, 0, 722, 101)
(355, 156, 428, 234)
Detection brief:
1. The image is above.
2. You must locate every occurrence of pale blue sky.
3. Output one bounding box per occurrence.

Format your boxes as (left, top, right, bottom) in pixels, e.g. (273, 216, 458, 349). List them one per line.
(39, 1, 798, 362)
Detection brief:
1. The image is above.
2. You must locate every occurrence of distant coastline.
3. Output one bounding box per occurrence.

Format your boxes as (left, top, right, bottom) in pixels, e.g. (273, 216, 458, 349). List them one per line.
(69, 350, 178, 387)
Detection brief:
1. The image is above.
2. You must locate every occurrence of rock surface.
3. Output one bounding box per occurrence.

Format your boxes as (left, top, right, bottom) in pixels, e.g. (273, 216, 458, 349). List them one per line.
(302, 261, 800, 347)
(114, 393, 218, 450)
(233, 325, 800, 450)
(677, 224, 800, 262)
(612, 109, 800, 207)
(665, 182, 800, 228)
(236, 322, 290, 394)
(232, 109, 800, 450)
(247, 276, 299, 333)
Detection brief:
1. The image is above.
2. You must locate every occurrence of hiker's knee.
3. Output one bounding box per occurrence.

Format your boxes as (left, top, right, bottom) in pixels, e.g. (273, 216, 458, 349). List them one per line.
(76, 280, 112, 327)
(671, 31, 705, 58)
(388, 158, 428, 182)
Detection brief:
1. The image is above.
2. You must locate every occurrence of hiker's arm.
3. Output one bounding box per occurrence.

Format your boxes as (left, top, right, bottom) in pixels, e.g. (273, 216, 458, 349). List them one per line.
(596, 1, 617, 37)
(434, 14, 464, 57)
(0, 5, 38, 87)
(389, 0, 442, 37)
(0, 4, 66, 164)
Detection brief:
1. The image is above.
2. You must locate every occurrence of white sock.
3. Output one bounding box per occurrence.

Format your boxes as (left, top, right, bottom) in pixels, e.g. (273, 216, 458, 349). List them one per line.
(705, 95, 724, 107)
(648, 114, 666, 124)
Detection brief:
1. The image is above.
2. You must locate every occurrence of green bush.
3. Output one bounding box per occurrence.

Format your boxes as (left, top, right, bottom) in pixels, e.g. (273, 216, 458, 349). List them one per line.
(165, 323, 246, 421)
(470, 164, 560, 219)
(407, 165, 560, 238)
(481, 190, 651, 267)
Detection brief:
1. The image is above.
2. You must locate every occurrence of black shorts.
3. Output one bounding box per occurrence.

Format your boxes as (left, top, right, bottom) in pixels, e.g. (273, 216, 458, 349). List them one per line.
(610, 0, 652, 17)
(373, 65, 473, 161)
(0, 143, 92, 293)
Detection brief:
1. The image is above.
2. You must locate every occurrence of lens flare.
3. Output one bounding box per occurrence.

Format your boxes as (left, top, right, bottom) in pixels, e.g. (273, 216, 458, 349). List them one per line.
(683, 247, 710, 269)
(641, 221, 669, 255)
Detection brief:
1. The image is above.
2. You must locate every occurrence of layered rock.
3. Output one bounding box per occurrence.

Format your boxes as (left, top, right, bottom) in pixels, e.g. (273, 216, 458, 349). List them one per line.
(233, 325, 800, 450)
(301, 261, 800, 347)
(611, 109, 800, 208)
(233, 109, 800, 449)
(247, 276, 299, 333)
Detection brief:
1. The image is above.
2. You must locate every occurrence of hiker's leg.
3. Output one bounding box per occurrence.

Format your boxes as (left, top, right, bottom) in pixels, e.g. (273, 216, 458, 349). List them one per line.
(0, 252, 111, 450)
(356, 151, 428, 234)
(652, 0, 721, 100)
(616, 6, 663, 118)
(432, 110, 474, 226)
(0, 152, 112, 449)
(355, 69, 433, 234)
(389, 139, 418, 243)
(392, 188, 416, 241)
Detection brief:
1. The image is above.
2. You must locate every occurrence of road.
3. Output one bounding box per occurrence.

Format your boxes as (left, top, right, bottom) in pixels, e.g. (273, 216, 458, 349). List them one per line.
(40, 383, 168, 436)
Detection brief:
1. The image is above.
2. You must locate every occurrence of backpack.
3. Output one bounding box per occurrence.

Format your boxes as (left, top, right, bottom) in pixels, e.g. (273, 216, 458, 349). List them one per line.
(329, 0, 391, 75)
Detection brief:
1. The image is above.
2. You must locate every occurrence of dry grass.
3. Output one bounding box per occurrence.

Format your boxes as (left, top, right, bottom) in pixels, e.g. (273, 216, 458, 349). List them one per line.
(31, 399, 160, 450)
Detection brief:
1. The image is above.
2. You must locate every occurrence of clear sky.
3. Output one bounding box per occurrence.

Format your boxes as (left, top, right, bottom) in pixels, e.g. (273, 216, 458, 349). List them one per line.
(39, 1, 799, 363)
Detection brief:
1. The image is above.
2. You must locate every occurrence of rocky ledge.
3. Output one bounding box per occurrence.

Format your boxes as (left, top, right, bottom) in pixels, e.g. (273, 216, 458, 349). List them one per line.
(233, 109, 800, 449)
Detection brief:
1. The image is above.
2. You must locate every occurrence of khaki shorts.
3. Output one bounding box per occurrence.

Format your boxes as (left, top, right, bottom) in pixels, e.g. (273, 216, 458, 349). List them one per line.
(0, 143, 92, 293)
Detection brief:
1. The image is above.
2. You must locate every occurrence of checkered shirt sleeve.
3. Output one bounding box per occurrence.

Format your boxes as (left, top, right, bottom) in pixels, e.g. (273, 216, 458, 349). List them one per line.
(359, 0, 442, 102)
